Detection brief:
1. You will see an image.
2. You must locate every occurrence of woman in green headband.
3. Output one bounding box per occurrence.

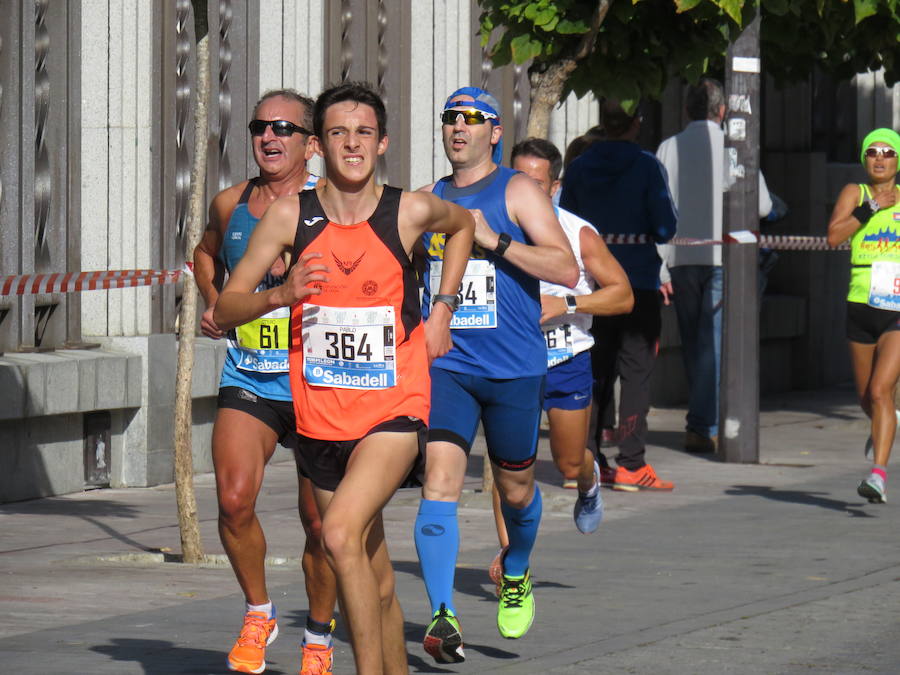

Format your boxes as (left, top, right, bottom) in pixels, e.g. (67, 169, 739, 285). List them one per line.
(827, 127, 900, 504)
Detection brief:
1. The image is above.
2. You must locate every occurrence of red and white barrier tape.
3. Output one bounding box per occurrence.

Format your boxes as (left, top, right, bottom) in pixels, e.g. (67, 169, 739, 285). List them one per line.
(1, 264, 193, 297)
(0, 235, 849, 297)
(602, 232, 849, 251)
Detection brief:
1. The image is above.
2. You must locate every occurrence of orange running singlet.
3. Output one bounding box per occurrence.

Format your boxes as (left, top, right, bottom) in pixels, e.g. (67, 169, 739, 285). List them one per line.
(288, 186, 430, 440)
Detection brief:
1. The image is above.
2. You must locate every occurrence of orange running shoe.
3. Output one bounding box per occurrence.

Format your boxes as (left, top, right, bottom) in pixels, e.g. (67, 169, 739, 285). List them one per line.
(613, 464, 674, 491)
(300, 641, 334, 675)
(228, 610, 278, 674)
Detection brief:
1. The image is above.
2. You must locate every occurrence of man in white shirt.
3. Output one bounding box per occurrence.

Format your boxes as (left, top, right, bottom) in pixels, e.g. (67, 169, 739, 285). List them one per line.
(656, 78, 771, 453)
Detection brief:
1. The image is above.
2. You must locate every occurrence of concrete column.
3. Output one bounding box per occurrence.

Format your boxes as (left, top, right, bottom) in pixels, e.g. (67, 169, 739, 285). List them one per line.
(409, 0, 470, 188)
(99, 334, 224, 488)
(80, 1, 154, 338)
(257, 0, 325, 176)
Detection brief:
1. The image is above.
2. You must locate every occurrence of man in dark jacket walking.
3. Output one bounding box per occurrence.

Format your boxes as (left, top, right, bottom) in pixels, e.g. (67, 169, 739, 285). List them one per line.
(561, 100, 678, 491)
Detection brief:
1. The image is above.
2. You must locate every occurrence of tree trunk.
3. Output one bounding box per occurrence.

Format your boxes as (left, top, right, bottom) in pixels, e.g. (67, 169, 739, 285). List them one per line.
(482, 451, 495, 493)
(524, 1, 611, 139)
(173, 33, 210, 565)
(526, 60, 578, 139)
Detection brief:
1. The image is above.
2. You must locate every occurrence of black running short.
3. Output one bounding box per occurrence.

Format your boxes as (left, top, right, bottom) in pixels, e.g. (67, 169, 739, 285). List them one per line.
(294, 416, 426, 492)
(846, 301, 900, 344)
(217, 386, 298, 449)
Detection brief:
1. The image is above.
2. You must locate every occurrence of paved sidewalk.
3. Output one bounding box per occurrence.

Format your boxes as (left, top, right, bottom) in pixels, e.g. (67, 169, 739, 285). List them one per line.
(2, 386, 899, 674)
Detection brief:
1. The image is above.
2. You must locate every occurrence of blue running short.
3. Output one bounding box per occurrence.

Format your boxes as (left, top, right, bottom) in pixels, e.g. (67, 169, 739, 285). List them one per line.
(543, 350, 592, 412)
(428, 367, 544, 471)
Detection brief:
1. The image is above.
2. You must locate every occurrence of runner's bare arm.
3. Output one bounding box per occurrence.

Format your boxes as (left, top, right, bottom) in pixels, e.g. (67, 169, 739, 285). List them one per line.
(193, 185, 243, 337)
(214, 196, 329, 330)
(490, 173, 578, 287)
(827, 183, 864, 247)
(403, 192, 474, 293)
(401, 191, 475, 360)
(540, 227, 633, 323)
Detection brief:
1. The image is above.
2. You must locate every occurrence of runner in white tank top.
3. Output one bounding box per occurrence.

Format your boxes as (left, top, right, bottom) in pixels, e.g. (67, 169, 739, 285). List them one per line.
(487, 139, 633, 551)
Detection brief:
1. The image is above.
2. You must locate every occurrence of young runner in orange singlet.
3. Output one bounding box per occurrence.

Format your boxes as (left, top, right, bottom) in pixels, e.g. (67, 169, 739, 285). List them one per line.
(215, 82, 474, 675)
(192, 89, 338, 675)
(286, 184, 431, 441)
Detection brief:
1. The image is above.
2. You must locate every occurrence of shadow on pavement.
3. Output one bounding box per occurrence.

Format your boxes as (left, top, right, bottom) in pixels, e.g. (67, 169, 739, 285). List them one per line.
(0, 499, 151, 554)
(0, 496, 141, 518)
(758, 384, 860, 420)
(403, 621, 519, 671)
(724, 484, 872, 517)
(90, 638, 280, 674)
(393, 559, 499, 603)
(646, 428, 689, 454)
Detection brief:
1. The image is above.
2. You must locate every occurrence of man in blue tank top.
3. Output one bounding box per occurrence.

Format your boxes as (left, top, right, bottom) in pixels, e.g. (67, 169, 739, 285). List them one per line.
(414, 87, 579, 662)
(193, 90, 336, 675)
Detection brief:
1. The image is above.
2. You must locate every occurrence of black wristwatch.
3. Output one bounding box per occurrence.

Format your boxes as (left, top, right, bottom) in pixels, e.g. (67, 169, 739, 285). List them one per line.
(432, 293, 460, 313)
(565, 294, 578, 314)
(494, 232, 512, 257)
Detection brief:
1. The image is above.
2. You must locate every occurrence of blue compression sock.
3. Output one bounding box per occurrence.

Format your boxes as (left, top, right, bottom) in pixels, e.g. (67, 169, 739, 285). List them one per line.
(500, 487, 542, 578)
(415, 499, 459, 615)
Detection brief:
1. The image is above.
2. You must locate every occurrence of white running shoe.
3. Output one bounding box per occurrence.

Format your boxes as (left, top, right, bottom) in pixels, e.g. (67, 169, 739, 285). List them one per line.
(858, 473, 886, 504)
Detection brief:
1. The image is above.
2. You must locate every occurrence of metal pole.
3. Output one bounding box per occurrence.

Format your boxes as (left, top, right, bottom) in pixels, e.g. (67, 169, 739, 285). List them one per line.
(720, 6, 761, 463)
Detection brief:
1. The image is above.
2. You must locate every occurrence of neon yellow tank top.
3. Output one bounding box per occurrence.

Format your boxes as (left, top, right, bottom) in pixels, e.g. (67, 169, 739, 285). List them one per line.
(847, 184, 900, 304)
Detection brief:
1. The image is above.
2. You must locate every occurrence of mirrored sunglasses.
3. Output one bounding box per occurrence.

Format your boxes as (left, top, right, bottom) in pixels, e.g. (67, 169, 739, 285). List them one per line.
(440, 108, 498, 126)
(248, 119, 313, 137)
(865, 146, 898, 159)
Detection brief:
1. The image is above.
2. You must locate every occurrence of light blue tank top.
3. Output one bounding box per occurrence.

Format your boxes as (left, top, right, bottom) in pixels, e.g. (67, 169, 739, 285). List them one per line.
(422, 167, 546, 378)
(218, 175, 318, 400)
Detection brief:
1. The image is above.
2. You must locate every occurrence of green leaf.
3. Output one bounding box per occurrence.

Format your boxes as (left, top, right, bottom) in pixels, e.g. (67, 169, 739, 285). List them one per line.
(480, 24, 493, 48)
(853, 0, 879, 23)
(510, 33, 540, 63)
(540, 14, 560, 31)
(675, 0, 704, 11)
(534, 7, 558, 26)
(523, 3, 541, 21)
(556, 18, 590, 34)
(716, 0, 744, 24)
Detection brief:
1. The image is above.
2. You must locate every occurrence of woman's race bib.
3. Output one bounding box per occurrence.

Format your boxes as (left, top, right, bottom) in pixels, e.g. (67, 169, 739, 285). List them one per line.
(868, 260, 900, 311)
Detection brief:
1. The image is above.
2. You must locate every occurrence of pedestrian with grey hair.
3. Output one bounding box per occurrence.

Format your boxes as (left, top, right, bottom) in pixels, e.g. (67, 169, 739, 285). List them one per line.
(656, 79, 771, 455)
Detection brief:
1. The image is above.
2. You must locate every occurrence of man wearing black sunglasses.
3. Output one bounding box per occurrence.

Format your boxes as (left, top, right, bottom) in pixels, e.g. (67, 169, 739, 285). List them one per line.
(414, 87, 579, 662)
(193, 89, 338, 675)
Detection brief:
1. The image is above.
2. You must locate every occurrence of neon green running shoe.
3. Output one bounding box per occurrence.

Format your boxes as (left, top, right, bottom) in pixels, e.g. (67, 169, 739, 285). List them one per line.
(423, 603, 465, 663)
(497, 568, 535, 639)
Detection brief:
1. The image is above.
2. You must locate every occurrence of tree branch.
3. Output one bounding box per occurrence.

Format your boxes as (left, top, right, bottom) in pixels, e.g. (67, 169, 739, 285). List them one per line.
(573, 1, 611, 62)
